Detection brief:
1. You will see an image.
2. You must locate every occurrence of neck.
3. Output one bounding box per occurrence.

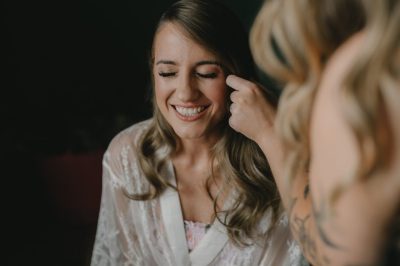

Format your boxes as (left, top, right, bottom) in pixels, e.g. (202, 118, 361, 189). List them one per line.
(174, 137, 217, 164)
(176, 124, 223, 155)
(171, 135, 222, 186)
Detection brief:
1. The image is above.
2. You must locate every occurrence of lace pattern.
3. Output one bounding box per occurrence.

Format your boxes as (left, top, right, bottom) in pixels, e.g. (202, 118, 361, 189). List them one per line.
(90, 119, 308, 266)
(184, 220, 211, 252)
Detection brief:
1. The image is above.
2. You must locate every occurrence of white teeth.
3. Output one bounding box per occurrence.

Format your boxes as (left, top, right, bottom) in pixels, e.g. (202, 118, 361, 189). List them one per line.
(175, 106, 206, 116)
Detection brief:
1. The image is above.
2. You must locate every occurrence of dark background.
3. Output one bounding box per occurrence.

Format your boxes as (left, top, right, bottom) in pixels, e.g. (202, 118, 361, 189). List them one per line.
(3, 0, 264, 265)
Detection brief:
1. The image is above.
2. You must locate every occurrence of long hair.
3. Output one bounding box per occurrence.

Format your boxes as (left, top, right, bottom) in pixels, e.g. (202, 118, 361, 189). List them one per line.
(337, 0, 400, 194)
(127, 0, 280, 245)
(346, 4, 400, 262)
(250, 0, 366, 189)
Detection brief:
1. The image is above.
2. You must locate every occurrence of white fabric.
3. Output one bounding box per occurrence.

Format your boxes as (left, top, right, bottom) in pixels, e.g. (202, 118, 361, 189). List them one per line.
(184, 220, 210, 252)
(90, 119, 307, 266)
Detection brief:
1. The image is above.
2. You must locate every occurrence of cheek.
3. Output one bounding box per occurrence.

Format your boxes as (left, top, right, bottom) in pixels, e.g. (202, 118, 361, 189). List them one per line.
(154, 78, 170, 105)
(207, 81, 228, 107)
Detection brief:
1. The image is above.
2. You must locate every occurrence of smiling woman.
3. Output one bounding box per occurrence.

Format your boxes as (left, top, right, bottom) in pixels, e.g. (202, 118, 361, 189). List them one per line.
(90, 0, 306, 265)
(153, 22, 227, 140)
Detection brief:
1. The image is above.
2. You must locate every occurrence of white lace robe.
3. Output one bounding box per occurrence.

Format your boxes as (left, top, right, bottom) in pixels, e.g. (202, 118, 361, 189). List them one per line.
(91, 120, 307, 266)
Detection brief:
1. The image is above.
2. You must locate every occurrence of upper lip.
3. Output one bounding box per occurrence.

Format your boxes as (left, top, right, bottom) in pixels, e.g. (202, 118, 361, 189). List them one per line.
(172, 104, 210, 108)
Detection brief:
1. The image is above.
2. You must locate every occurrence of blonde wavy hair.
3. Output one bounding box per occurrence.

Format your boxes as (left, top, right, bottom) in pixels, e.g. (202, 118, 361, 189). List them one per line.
(250, 0, 367, 190)
(340, 0, 400, 184)
(251, 0, 400, 203)
(126, 0, 280, 245)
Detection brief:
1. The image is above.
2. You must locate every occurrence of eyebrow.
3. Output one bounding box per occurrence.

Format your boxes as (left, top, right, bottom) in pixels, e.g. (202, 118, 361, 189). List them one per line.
(155, 60, 176, 65)
(196, 60, 223, 67)
(155, 60, 223, 67)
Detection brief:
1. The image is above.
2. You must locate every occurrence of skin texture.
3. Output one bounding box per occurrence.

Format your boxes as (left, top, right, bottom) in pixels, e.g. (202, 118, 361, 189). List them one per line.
(152, 22, 228, 223)
(306, 31, 400, 265)
(153, 22, 227, 143)
(226, 32, 400, 265)
(226, 75, 286, 195)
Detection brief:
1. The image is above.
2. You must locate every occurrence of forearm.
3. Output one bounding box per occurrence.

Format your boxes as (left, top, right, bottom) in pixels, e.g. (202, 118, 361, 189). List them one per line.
(256, 130, 295, 210)
(226, 74, 396, 264)
(256, 134, 388, 265)
(256, 133, 320, 264)
(287, 175, 326, 266)
(289, 174, 393, 266)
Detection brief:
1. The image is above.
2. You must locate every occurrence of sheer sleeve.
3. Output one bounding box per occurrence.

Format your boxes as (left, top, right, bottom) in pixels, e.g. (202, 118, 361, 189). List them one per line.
(90, 138, 137, 265)
(90, 121, 153, 266)
(259, 213, 310, 266)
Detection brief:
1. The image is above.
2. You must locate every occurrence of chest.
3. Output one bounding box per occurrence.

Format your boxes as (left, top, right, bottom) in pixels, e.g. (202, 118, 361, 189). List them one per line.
(173, 161, 224, 224)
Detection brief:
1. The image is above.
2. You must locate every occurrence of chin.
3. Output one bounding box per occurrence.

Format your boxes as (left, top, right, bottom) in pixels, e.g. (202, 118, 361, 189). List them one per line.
(165, 113, 226, 142)
(174, 129, 206, 140)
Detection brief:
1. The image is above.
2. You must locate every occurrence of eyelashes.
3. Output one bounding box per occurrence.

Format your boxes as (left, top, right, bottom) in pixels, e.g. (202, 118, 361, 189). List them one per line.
(196, 72, 217, 79)
(158, 72, 176, 77)
(158, 72, 218, 79)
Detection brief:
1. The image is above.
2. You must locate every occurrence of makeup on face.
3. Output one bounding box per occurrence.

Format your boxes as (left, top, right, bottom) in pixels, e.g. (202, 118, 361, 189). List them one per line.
(152, 22, 228, 140)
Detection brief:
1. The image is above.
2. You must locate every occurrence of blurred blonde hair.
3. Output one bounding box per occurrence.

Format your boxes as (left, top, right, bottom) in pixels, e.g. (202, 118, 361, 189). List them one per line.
(338, 0, 400, 195)
(251, 0, 399, 201)
(250, 0, 365, 188)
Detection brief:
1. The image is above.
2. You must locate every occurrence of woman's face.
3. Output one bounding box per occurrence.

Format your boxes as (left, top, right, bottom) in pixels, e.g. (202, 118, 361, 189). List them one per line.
(153, 22, 228, 142)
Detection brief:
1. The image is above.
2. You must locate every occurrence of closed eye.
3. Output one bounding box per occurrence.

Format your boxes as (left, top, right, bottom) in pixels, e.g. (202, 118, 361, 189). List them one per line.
(196, 72, 218, 79)
(158, 72, 176, 77)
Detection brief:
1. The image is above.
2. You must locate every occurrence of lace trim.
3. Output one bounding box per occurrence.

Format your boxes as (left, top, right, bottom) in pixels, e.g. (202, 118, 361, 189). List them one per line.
(183, 220, 211, 252)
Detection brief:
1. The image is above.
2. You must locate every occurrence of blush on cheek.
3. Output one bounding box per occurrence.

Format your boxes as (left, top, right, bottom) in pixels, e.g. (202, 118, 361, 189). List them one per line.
(208, 86, 227, 102)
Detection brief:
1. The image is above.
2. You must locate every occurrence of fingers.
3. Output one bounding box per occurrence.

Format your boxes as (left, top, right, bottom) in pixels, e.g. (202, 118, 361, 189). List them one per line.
(226, 74, 255, 91)
(228, 104, 242, 133)
(228, 75, 258, 104)
(228, 116, 239, 132)
(229, 102, 238, 114)
(230, 90, 240, 102)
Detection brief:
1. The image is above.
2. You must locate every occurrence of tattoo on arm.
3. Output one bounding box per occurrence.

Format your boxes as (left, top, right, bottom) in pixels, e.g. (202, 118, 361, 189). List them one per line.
(289, 200, 323, 264)
(313, 200, 342, 250)
(304, 184, 310, 199)
(289, 184, 334, 265)
(290, 179, 377, 266)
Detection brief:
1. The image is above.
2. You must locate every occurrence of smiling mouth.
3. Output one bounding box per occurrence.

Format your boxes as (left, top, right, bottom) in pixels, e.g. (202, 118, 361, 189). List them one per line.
(173, 105, 209, 117)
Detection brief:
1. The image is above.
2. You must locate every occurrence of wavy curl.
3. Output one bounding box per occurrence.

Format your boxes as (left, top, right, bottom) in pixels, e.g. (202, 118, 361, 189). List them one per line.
(126, 0, 281, 246)
(335, 0, 400, 199)
(250, 0, 366, 189)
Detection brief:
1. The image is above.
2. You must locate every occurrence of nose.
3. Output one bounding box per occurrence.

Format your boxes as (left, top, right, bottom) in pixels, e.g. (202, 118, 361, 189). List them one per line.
(176, 74, 200, 102)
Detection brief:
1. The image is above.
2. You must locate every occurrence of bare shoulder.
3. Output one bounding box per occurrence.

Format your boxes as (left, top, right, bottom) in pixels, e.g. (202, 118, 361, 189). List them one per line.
(309, 33, 366, 189)
(307, 32, 400, 263)
(310, 30, 400, 181)
(319, 31, 366, 97)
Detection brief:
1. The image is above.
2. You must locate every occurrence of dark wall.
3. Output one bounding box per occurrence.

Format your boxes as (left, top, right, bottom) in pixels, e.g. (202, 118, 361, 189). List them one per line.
(5, 0, 263, 155)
